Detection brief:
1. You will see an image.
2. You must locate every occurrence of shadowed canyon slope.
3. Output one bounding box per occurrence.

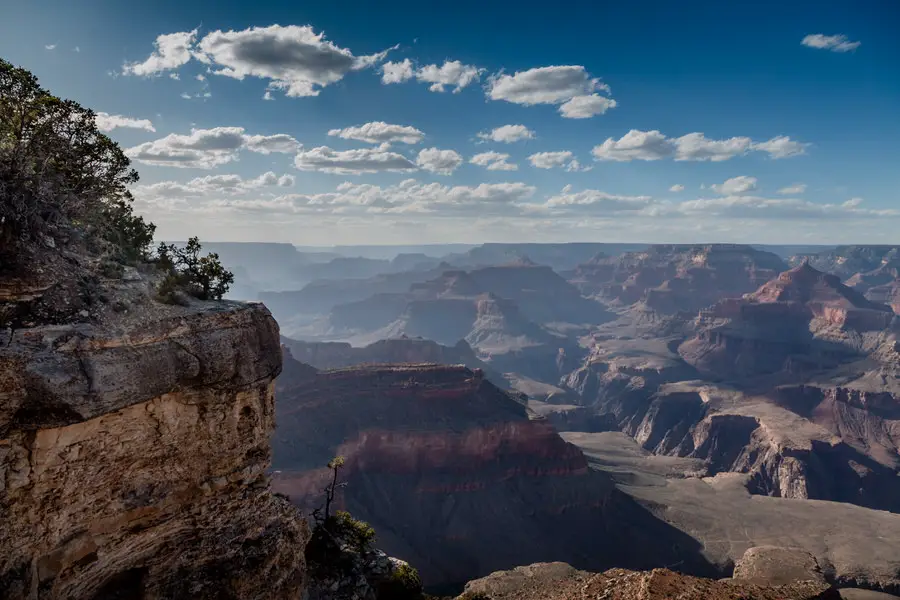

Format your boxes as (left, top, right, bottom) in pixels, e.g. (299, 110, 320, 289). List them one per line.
(270, 351, 716, 589)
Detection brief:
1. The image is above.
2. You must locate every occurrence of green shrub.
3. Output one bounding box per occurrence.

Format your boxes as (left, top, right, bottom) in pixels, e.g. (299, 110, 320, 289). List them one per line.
(155, 237, 234, 302)
(376, 562, 423, 600)
(331, 510, 376, 552)
(0, 58, 153, 269)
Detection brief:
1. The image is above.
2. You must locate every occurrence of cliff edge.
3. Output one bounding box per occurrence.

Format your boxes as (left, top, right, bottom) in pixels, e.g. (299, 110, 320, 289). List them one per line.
(0, 299, 309, 599)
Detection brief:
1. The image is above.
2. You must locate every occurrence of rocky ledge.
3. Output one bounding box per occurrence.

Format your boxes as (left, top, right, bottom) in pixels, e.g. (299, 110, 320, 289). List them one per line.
(0, 301, 309, 599)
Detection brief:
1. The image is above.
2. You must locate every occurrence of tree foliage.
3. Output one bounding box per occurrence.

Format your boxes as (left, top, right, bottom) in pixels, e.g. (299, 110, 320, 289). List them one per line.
(0, 57, 155, 267)
(156, 237, 234, 302)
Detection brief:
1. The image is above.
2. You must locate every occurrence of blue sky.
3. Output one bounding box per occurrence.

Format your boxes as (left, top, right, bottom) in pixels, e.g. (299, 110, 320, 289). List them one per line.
(2, 0, 898, 245)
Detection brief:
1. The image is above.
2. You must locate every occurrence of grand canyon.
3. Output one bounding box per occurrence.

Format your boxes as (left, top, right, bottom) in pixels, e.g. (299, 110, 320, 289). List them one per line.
(3, 5, 900, 598)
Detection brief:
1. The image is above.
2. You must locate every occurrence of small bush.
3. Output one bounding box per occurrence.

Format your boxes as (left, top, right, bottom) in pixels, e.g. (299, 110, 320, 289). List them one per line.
(331, 510, 376, 552)
(376, 562, 423, 600)
(155, 237, 233, 302)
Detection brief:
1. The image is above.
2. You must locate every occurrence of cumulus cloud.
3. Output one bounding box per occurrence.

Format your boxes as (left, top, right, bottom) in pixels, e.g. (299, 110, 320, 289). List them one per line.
(486, 65, 616, 119)
(477, 124, 535, 143)
(380, 58, 415, 84)
(559, 94, 617, 119)
(528, 151, 572, 169)
(670, 184, 685, 192)
(541, 188, 654, 212)
(194, 25, 393, 97)
(777, 183, 807, 195)
(135, 171, 295, 201)
(123, 29, 198, 76)
(593, 130, 807, 162)
(416, 148, 464, 174)
(295, 144, 417, 174)
(470, 151, 518, 171)
(802, 34, 861, 52)
(381, 59, 482, 92)
(710, 176, 758, 195)
(327, 121, 425, 145)
(678, 196, 897, 219)
(592, 130, 674, 161)
(227, 179, 538, 215)
(126, 127, 300, 168)
(45, 44, 56, 51)
(751, 136, 809, 159)
(94, 112, 156, 132)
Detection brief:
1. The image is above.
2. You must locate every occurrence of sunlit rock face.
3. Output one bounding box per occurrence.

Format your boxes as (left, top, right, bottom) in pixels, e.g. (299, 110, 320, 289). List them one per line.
(0, 303, 309, 600)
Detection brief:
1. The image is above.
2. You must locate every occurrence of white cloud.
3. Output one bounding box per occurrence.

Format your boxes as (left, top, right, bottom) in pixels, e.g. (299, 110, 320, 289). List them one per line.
(169, 73, 180, 80)
(192, 25, 392, 97)
(559, 94, 617, 119)
(592, 130, 674, 161)
(751, 135, 809, 159)
(416, 60, 482, 93)
(416, 148, 463, 175)
(381, 59, 482, 92)
(123, 29, 198, 76)
(470, 151, 518, 171)
(487, 65, 608, 105)
(196, 74, 206, 81)
(670, 184, 685, 192)
(542, 188, 654, 212)
(528, 151, 573, 169)
(94, 112, 156, 133)
(44, 44, 56, 51)
(565, 159, 591, 172)
(802, 34, 861, 53)
(674, 133, 753, 162)
(327, 121, 425, 145)
(593, 130, 808, 162)
(710, 176, 758, 195)
(135, 171, 295, 199)
(486, 65, 615, 118)
(678, 196, 897, 219)
(477, 124, 535, 143)
(381, 59, 415, 84)
(777, 183, 807, 195)
(294, 145, 416, 174)
(126, 127, 300, 168)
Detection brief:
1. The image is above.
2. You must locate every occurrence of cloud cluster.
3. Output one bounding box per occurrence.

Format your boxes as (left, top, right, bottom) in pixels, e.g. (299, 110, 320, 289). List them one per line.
(710, 176, 758, 195)
(486, 66, 616, 119)
(123, 25, 392, 97)
(95, 112, 156, 133)
(138, 171, 294, 198)
(777, 183, 807, 195)
(541, 187, 654, 213)
(416, 148, 464, 174)
(381, 59, 482, 92)
(477, 124, 535, 143)
(123, 29, 198, 76)
(592, 129, 808, 162)
(126, 127, 300, 168)
(669, 184, 685, 192)
(470, 151, 518, 171)
(802, 34, 861, 52)
(327, 121, 425, 144)
(678, 196, 894, 219)
(294, 144, 417, 174)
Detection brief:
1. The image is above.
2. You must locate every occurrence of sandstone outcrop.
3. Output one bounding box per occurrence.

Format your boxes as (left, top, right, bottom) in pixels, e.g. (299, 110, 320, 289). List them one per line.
(458, 561, 839, 600)
(271, 353, 714, 590)
(0, 301, 309, 599)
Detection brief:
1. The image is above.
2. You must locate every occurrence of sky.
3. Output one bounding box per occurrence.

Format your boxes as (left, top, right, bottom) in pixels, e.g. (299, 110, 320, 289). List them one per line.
(2, 0, 899, 245)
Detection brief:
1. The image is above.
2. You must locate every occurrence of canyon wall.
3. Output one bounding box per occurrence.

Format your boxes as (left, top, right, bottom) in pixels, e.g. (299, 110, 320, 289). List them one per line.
(0, 303, 308, 599)
(271, 354, 715, 590)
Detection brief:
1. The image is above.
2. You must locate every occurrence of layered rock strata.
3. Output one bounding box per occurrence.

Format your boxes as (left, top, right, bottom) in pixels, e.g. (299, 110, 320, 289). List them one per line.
(0, 302, 309, 599)
(271, 354, 714, 590)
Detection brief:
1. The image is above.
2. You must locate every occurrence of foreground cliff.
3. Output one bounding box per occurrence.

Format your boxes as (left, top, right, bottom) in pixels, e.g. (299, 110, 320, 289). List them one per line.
(271, 352, 715, 591)
(0, 300, 309, 599)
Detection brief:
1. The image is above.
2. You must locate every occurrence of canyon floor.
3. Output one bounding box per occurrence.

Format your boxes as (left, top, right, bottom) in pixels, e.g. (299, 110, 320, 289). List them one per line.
(563, 431, 900, 592)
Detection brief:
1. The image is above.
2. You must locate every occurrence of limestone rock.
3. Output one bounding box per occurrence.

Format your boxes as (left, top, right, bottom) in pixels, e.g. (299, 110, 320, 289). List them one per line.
(733, 546, 827, 587)
(0, 302, 309, 599)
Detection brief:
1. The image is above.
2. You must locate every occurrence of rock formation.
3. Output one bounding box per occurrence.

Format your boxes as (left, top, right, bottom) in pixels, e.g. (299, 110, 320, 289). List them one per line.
(458, 560, 841, 600)
(0, 298, 309, 599)
(568, 244, 786, 314)
(271, 352, 715, 590)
